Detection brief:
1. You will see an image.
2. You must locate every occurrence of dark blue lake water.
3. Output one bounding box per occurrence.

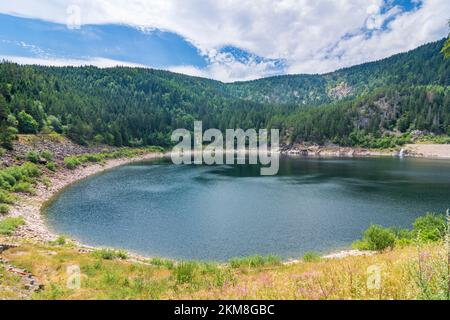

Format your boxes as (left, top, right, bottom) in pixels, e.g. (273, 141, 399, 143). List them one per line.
(45, 156, 450, 261)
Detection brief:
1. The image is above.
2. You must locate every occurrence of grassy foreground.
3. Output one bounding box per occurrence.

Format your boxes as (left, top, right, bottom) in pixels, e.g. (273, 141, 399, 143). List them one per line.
(0, 236, 447, 300)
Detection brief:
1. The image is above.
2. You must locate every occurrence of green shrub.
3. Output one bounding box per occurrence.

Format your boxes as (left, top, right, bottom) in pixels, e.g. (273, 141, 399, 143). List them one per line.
(12, 182, 35, 194)
(40, 150, 53, 161)
(353, 225, 396, 251)
(20, 162, 41, 178)
(0, 217, 25, 235)
(115, 250, 128, 260)
(173, 261, 198, 284)
(46, 161, 57, 172)
(149, 257, 175, 269)
(0, 172, 16, 189)
(26, 151, 40, 164)
(229, 255, 281, 268)
(17, 111, 38, 134)
(353, 212, 448, 251)
(417, 135, 450, 144)
(42, 177, 52, 187)
(85, 154, 104, 163)
(0, 204, 9, 215)
(0, 190, 15, 204)
(391, 227, 414, 247)
(51, 235, 67, 246)
(413, 213, 446, 242)
(302, 251, 321, 262)
(92, 249, 128, 260)
(64, 157, 81, 169)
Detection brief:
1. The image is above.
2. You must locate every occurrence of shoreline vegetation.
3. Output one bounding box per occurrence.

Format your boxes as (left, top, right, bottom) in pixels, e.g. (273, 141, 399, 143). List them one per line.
(0, 135, 449, 299)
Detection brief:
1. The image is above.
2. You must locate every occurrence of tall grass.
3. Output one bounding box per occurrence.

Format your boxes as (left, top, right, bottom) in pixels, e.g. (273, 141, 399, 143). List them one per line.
(229, 255, 281, 269)
(92, 249, 128, 260)
(0, 216, 25, 235)
(411, 209, 450, 300)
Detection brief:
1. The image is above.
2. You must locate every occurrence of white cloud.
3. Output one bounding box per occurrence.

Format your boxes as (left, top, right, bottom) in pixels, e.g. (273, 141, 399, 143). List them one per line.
(169, 50, 284, 82)
(0, 0, 449, 81)
(168, 59, 279, 83)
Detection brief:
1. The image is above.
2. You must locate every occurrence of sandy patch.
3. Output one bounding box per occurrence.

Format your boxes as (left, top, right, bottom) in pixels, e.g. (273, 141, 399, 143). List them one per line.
(404, 144, 450, 159)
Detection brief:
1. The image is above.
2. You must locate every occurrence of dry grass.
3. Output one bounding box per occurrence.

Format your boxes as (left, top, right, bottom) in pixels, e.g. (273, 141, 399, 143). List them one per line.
(0, 240, 447, 300)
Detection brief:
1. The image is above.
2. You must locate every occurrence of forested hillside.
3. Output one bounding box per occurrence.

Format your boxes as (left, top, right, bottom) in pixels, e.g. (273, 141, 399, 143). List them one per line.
(0, 39, 449, 149)
(225, 40, 449, 105)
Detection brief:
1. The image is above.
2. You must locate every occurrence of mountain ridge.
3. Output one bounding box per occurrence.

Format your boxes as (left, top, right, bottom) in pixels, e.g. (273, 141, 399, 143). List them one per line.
(0, 38, 449, 148)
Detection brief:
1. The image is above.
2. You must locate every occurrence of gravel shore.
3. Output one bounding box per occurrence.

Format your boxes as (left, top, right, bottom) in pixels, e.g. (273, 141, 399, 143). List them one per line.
(403, 144, 450, 159)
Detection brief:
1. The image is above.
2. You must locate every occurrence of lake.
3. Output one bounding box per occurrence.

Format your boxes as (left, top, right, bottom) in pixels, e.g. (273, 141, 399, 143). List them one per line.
(44, 156, 450, 261)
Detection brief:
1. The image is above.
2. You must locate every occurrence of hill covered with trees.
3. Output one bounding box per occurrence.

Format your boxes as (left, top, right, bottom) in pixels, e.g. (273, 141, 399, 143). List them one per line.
(225, 40, 449, 105)
(0, 39, 449, 149)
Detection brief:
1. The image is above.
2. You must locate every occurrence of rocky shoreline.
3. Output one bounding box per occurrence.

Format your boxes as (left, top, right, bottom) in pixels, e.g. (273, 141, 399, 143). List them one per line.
(281, 144, 394, 157)
(280, 143, 450, 158)
(7, 152, 164, 243)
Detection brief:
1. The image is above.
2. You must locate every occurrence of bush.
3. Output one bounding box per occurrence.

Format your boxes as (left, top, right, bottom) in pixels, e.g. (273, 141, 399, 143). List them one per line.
(115, 250, 128, 260)
(413, 213, 446, 242)
(0, 217, 25, 235)
(149, 257, 175, 269)
(229, 255, 281, 268)
(85, 154, 104, 163)
(0, 204, 9, 215)
(40, 150, 53, 161)
(46, 161, 57, 172)
(173, 261, 198, 284)
(302, 251, 321, 262)
(53, 235, 67, 246)
(390, 227, 413, 247)
(42, 177, 51, 187)
(17, 111, 38, 134)
(20, 162, 41, 178)
(0, 190, 15, 204)
(353, 225, 396, 251)
(26, 151, 40, 164)
(64, 157, 81, 169)
(0, 172, 16, 189)
(92, 249, 128, 260)
(12, 182, 35, 194)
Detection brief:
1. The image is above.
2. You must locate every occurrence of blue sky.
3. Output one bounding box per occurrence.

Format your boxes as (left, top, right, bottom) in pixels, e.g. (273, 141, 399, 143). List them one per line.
(0, 0, 448, 82)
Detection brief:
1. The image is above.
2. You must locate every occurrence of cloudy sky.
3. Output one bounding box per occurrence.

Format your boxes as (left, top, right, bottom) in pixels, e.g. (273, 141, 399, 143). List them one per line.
(0, 0, 448, 82)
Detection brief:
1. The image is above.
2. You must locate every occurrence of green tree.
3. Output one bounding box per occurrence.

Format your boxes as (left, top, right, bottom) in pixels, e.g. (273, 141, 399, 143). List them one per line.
(0, 95, 14, 149)
(442, 20, 450, 59)
(17, 111, 39, 134)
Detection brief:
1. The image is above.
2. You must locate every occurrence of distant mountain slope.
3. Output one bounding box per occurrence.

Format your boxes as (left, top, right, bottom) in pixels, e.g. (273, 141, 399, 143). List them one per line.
(224, 39, 450, 105)
(0, 39, 449, 148)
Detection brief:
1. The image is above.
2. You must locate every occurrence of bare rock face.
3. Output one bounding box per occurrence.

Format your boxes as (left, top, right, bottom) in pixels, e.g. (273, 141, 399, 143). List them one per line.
(328, 82, 352, 100)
